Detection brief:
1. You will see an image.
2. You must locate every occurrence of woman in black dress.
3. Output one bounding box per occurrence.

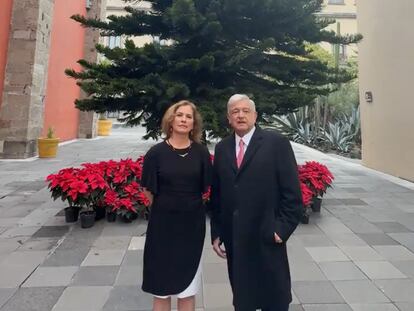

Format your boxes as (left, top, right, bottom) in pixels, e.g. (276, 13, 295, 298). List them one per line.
(141, 100, 212, 311)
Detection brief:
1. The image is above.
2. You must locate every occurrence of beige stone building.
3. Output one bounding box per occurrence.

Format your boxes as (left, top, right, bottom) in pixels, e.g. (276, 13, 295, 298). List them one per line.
(105, 0, 153, 48)
(357, 1, 414, 182)
(319, 0, 358, 60)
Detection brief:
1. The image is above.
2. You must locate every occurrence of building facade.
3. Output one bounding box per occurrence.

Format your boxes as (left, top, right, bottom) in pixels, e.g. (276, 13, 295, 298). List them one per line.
(357, 1, 414, 182)
(105, 0, 152, 49)
(319, 0, 358, 60)
(0, 0, 106, 158)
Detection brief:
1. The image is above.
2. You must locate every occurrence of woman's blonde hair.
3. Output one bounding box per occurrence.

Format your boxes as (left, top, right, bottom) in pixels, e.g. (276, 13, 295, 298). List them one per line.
(161, 100, 203, 143)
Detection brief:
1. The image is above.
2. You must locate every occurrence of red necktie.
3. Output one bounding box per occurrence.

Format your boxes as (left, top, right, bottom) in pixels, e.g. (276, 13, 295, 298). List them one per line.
(237, 139, 245, 168)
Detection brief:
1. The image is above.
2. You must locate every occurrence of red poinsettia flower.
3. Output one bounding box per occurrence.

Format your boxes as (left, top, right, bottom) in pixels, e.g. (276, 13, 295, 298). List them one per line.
(298, 161, 334, 197)
(137, 191, 151, 207)
(300, 182, 314, 207)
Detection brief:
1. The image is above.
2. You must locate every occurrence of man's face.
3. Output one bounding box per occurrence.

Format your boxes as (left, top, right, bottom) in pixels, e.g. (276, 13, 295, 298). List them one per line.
(227, 99, 257, 137)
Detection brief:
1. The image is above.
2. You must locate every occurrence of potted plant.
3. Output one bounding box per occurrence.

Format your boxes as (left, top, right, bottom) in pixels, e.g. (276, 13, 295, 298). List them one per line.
(300, 181, 314, 224)
(77, 166, 109, 228)
(46, 164, 109, 227)
(38, 127, 59, 158)
(46, 168, 81, 222)
(46, 157, 151, 226)
(298, 161, 334, 213)
(106, 205, 117, 222)
(102, 157, 150, 222)
(97, 112, 112, 136)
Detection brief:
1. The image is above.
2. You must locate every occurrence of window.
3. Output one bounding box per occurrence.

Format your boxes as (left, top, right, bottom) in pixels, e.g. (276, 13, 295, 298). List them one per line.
(328, 0, 345, 4)
(107, 36, 122, 48)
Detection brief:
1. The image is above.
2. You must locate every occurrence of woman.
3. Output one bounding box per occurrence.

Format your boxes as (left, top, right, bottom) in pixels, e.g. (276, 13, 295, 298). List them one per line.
(141, 100, 212, 311)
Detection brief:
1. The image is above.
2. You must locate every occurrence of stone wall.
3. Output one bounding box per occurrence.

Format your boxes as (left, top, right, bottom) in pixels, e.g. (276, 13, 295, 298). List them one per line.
(0, 0, 107, 157)
(0, 0, 54, 158)
(78, 0, 107, 139)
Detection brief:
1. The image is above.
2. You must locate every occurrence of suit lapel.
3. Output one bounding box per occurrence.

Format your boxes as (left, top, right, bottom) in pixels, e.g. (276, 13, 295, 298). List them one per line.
(236, 128, 263, 177)
(224, 134, 237, 174)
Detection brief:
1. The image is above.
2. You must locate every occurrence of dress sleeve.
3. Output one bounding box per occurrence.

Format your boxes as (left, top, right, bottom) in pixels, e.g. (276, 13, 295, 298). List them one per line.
(201, 145, 213, 193)
(141, 147, 159, 195)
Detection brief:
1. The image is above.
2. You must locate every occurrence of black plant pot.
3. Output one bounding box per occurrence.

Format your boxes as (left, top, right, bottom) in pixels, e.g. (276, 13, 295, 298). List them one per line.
(120, 215, 132, 223)
(64, 206, 79, 223)
(94, 207, 106, 221)
(301, 212, 310, 224)
(106, 211, 116, 222)
(80, 211, 96, 228)
(120, 213, 138, 223)
(311, 197, 322, 213)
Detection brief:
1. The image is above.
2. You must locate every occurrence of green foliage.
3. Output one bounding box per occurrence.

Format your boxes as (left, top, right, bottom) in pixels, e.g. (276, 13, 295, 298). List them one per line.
(306, 44, 336, 68)
(320, 121, 355, 153)
(325, 80, 359, 117)
(47, 127, 55, 139)
(269, 107, 317, 145)
(67, 0, 362, 139)
(269, 105, 361, 155)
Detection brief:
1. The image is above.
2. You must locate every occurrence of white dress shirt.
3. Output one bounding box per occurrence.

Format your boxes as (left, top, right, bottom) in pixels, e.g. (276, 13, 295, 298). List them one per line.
(235, 126, 256, 155)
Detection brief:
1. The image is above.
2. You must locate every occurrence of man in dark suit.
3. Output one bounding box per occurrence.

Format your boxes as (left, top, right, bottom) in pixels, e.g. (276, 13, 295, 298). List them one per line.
(210, 94, 303, 311)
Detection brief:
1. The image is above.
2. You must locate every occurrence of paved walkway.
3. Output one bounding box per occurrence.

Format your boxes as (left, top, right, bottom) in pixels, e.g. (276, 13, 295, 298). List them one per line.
(0, 127, 414, 311)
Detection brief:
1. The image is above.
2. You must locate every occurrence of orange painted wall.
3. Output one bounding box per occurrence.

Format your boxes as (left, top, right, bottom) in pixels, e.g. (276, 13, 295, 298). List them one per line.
(42, 0, 86, 140)
(0, 0, 14, 109)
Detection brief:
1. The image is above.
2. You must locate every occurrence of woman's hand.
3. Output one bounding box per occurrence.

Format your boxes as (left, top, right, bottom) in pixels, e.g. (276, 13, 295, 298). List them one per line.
(213, 237, 226, 259)
(143, 188, 153, 206)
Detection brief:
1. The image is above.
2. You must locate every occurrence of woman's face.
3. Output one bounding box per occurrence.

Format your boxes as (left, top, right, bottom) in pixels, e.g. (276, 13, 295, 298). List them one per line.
(171, 105, 194, 137)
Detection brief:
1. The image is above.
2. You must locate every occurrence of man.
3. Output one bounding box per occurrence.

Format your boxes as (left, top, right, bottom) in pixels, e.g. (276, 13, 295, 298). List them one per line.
(210, 94, 303, 311)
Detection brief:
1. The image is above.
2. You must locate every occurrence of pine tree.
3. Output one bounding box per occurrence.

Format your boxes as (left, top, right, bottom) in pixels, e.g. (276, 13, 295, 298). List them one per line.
(66, 0, 361, 139)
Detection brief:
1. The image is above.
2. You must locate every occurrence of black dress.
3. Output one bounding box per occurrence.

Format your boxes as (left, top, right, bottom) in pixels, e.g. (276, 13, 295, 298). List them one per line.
(141, 140, 212, 296)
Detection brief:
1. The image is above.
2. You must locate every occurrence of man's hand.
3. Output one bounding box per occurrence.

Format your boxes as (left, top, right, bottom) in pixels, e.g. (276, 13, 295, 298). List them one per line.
(213, 237, 226, 259)
(274, 232, 283, 244)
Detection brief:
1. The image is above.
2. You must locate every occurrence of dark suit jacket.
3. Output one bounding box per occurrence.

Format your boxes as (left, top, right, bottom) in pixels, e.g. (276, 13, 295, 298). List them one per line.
(210, 128, 303, 310)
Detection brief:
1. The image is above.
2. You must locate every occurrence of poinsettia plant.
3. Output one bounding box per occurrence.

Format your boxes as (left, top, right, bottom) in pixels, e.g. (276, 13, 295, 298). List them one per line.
(46, 157, 150, 220)
(101, 157, 150, 220)
(300, 181, 314, 208)
(46, 153, 333, 224)
(298, 161, 334, 198)
(46, 166, 109, 210)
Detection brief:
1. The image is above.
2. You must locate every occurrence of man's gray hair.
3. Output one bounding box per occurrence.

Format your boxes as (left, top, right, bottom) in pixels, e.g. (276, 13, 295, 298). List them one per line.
(227, 94, 256, 112)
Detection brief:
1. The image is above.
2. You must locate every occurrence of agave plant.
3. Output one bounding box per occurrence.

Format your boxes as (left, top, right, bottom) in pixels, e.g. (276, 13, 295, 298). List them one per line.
(320, 121, 356, 153)
(268, 104, 361, 155)
(294, 122, 316, 145)
(269, 107, 317, 145)
(339, 106, 361, 143)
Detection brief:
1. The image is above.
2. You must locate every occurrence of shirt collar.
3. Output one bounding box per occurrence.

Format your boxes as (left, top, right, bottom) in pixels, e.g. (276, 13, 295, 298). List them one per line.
(235, 126, 256, 147)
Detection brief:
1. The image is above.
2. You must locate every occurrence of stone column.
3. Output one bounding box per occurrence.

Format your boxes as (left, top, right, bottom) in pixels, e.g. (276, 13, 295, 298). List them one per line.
(78, 0, 107, 139)
(0, 0, 54, 158)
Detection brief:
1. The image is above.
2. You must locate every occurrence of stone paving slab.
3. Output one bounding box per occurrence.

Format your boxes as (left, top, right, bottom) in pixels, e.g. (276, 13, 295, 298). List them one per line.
(0, 287, 65, 311)
(71, 265, 120, 286)
(22, 266, 79, 287)
(332, 280, 390, 304)
(318, 261, 368, 281)
(0, 127, 413, 310)
(0, 289, 16, 309)
(51, 286, 112, 311)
